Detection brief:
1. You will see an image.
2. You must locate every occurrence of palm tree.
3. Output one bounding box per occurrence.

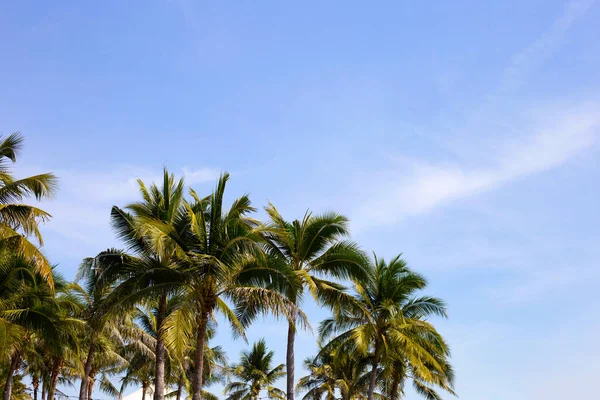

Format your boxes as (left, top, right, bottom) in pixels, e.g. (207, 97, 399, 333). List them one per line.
(224, 339, 285, 400)
(0, 132, 58, 286)
(120, 347, 155, 400)
(74, 250, 149, 400)
(177, 323, 228, 400)
(297, 346, 372, 400)
(0, 259, 79, 400)
(109, 169, 186, 400)
(318, 254, 452, 400)
(33, 280, 83, 400)
(379, 343, 455, 400)
(76, 298, 152, 400)
(143, 173, 302, 400)
(0, 365, 30, 400)
(260, 204, 368, 400)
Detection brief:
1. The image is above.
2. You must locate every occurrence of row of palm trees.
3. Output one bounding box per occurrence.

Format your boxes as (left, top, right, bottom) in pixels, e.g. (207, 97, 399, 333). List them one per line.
(0, 133, 455, 400)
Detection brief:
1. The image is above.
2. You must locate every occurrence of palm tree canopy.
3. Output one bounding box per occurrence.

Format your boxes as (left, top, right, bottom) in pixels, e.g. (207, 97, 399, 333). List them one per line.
(224, 339, 285, 400)
(261, 203, 369, 305)
(318, 254, 454, 400)
(0, 132, 58, 286)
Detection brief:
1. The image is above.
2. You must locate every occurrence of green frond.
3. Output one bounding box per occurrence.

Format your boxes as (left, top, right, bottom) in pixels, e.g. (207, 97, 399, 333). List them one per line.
(0, 132, 24, 163)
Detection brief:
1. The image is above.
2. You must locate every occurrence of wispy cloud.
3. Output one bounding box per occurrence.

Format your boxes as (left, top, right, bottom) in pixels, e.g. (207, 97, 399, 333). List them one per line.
(38, 166, 220, 259)
(350, 0, 599, 231)
(182, 167, 221, 185)
(501, 0, 597, 93)
(352, 103, 600, 230)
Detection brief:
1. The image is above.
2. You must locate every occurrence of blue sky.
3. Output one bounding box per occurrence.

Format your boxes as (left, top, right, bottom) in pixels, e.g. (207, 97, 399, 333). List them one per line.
(1, 0, 600, 399)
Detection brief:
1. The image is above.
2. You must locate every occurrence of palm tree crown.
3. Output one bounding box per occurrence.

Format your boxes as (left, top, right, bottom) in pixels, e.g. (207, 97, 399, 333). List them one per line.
(224, 339, 285, 400)
(319, 254, 453, 400)
(0, 132, 58, 286)
(261, 204, 369, 400)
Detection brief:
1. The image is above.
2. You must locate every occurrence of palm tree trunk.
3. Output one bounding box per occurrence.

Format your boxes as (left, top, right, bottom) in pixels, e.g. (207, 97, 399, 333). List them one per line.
(79, 342, 96, 400)
(33, 376, 40, 400)
(175, 375, 183, 400)
(47, 359, 62, 400)
(41, 380, 47, 400)
(286, 319, 295, 400)
(153, 294, 167, 400)
(191, 311, 209, 400)
(142, 383, 147, 400)
(87, 378, 93, 400)
(367, 341, 381, 400)
(3, 351, 21, 400)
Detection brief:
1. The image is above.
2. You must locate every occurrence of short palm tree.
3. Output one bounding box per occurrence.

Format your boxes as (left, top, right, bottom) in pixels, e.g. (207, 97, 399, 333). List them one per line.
(224, 339, 285, 400)
(319, 254, 452, 400)
(297, 346, 372, 400)
(120, 348, 155, 400)
(379, 342, 455, 400)
(0, 261, 79, 400)
(0, 365, 30, 400)
(74, 251, 151, 400)
(0, 132, 58, 286)
(260, 204, 368, 400)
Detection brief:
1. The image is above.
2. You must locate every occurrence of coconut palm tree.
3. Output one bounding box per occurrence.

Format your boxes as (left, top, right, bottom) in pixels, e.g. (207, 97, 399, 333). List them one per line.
(0, 259, 80, 400)
(297, 346, 372, 400)
(33, 282, 83, 400)
(177, 323, 228, 400)
(379, 342, 455, 400)
(120, 348, 155, 400)
(77, 301, 153, 400)
(260, 204, 368, 400)
(224, 339, 285, 400)
(109, 169, 186, 400)
(0, 365, 30, 400)
(142, 173, 302, 400)
(73, 250, 153, 400)
(21, 299, 82, 400)
(318, 254, 451, 400)
(0, 132, 58, 286)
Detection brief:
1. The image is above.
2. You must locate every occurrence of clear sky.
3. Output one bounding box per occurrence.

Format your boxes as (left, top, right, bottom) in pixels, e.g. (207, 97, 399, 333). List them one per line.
(1, 1, 600, 399)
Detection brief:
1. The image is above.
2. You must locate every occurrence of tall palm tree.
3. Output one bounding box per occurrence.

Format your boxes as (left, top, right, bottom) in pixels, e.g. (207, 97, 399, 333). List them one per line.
(145, 173, 302, 400)
(319, 254, 452, 400)
(260, 204, 368, 400)
(175, 322, 228, 400)
(109, 169, 186, 400)
(224, 339, 285, 400)
(0, 132, 58, 286)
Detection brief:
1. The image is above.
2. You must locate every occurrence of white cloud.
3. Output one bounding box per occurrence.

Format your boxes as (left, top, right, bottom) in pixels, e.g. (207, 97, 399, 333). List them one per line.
(37, 166, 220, 259)
(348, 1, 600, 232)
(182, 167, 221, 184)
(352, 103, 600, 230)
(501, 0, 597, 93)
